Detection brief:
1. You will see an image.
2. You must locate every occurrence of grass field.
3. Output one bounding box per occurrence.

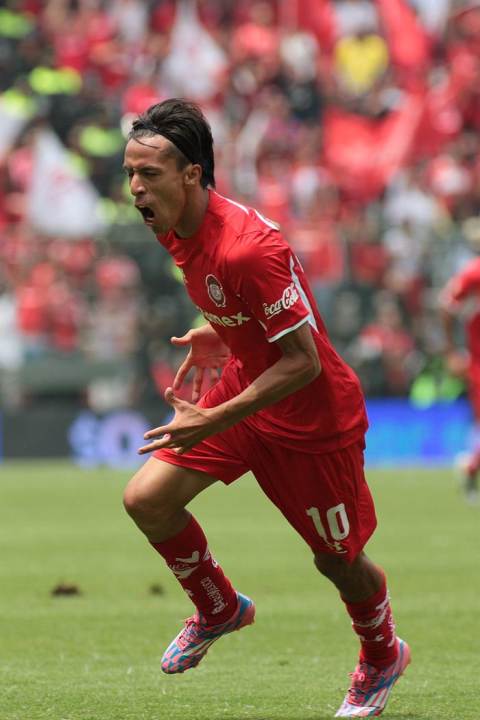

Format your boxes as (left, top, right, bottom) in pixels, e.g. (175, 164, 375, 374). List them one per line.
(1, 461, 478, 720)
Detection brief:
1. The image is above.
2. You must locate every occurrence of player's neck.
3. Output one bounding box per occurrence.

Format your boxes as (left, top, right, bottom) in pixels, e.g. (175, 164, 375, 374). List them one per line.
(174, 188, 210, 239)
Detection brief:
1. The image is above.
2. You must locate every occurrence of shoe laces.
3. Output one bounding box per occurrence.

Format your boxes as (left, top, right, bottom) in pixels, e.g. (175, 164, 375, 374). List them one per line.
(346, 663, 384, 704)
(177, 614, 205, 650)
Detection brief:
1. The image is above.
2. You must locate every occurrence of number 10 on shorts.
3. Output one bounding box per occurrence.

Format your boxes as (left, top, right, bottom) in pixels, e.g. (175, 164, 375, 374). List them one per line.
(306, 504, 350, 553)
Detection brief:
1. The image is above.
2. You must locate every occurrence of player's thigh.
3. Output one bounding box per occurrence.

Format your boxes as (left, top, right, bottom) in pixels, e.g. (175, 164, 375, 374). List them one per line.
(124, 456, 218, 517)
(251, 440, 376, 562)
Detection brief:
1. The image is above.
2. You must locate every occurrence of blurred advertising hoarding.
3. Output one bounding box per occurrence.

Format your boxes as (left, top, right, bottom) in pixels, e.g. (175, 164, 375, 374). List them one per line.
(364, 399, 472, 466)
(0, 400, 473, 468)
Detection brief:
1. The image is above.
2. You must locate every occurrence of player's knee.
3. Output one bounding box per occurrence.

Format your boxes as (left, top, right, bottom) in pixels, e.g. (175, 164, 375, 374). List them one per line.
(123, 482, 148, 522)
(123, 479, 178, 527)
(123, 482, 146, 520)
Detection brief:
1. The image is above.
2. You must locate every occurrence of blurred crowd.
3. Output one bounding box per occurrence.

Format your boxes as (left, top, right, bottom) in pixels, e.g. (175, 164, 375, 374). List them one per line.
(1, 0, 480, 410)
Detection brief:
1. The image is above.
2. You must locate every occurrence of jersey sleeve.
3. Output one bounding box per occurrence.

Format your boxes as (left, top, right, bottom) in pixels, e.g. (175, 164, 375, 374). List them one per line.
(227, 231, 314, 342)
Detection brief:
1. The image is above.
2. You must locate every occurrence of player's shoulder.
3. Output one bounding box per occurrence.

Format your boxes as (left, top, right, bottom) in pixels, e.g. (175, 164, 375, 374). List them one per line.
(210, 190, 281, 239)
(210, 191, 286, 261)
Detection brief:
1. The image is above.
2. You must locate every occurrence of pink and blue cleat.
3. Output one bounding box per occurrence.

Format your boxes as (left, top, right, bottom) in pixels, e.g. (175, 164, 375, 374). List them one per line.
(161, 592, 255, 674)
(335, 638, 411, 717)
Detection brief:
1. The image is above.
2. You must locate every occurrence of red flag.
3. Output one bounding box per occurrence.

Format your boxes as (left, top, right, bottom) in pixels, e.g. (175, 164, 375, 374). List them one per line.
(296, 0, 337, 54)
(323, 93, 424, 201)
(375, 0, 430, 72)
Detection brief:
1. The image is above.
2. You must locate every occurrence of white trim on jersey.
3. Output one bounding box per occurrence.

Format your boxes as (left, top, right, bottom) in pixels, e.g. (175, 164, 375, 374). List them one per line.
(253, 209, 280, 230)
(214, 191, 280, 229)
(268, 315, 310, 343)
(289, 255, 318, 333)
(214, 191, 249, 215)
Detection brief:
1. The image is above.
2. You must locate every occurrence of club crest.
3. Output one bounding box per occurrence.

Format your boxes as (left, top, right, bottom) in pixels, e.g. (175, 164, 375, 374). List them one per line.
(206, 274, 226, 307)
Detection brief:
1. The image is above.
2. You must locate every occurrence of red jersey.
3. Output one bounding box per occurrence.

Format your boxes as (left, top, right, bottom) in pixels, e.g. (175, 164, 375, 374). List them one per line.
(157, 191, 367, 453)
(442, 256, 480, 365)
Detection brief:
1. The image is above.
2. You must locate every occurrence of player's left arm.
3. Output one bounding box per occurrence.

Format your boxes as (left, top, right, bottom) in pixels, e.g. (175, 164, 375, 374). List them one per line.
(207, 320, 321, 424)
(138, 322, 321, 455)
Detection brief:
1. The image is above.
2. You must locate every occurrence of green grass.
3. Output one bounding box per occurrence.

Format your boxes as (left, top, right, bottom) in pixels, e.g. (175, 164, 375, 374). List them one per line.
(0, 462, 478, 720)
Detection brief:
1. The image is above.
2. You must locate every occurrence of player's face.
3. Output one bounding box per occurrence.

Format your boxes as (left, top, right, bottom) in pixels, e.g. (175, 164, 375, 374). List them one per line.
(124, 136, 192, 235)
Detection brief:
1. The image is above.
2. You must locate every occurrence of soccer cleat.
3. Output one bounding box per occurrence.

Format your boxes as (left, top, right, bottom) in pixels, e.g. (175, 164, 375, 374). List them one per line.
(335, 638, 411, 717)
(161, 592, 255, 674)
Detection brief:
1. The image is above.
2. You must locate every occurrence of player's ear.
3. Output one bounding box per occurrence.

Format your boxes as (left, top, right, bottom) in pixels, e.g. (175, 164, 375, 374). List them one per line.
(184, 163, 202, 186)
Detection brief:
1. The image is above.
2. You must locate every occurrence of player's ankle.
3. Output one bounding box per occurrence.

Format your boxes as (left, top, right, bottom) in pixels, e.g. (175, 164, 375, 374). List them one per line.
(203, 593, 239, 627)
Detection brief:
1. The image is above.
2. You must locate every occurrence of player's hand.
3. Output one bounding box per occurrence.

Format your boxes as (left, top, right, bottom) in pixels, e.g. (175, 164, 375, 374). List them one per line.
(138, 387, 224, 455)
(171, 326, 230, 402)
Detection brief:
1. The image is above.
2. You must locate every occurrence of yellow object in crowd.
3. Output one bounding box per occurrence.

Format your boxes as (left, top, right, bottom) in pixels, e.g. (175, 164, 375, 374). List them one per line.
(335, 34, 389, 94)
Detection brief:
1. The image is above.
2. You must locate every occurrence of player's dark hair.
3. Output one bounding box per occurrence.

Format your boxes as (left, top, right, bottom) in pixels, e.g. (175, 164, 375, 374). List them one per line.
(128, 98, 215, 189)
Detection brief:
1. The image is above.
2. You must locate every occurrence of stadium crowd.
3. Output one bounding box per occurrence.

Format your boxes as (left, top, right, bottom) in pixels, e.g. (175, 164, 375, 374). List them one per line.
(0, 0, 479, 410)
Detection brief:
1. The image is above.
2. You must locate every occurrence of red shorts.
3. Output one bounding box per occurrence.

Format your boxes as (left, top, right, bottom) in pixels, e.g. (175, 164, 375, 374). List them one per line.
(155, 415, 376, 563)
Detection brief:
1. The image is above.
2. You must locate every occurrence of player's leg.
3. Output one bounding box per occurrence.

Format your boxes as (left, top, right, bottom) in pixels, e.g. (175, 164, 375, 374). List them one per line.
(124, 455, 215, 540)
(314, 550, 410, 717)
(313, 548, 405, 664)
(123, 436, 254, 673)
(314, 549, 381, 600)
(124, 456, 242, 623)
(250, 439, 409, 717)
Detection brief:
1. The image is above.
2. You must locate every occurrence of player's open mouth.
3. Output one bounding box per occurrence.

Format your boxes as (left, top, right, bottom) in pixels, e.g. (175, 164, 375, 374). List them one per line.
(136, 205, 155, 225)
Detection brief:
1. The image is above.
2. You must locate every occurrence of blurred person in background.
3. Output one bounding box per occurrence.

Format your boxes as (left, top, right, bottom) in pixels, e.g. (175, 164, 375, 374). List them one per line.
(0, 274, 22, 407)
(350, 291, 418, 397)
(82, 253, 142, 411)
(122, 98, 410, 718)
(440, 217, 480, 503)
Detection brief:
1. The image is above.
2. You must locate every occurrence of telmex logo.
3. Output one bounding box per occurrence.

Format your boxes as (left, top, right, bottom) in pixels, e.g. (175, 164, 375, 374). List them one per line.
(202, 310, 251, 327)
(263, 282, 299, 318)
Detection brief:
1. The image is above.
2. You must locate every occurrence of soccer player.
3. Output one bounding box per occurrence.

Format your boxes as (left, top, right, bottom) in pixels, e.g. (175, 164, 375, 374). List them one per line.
(122, 99, 410, 718)
(440, 253, 480, 503)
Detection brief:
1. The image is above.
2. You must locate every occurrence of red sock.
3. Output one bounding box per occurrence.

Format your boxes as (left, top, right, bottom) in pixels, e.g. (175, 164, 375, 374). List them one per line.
(343, 575, 397, 669)
(150, 514, 238, 625)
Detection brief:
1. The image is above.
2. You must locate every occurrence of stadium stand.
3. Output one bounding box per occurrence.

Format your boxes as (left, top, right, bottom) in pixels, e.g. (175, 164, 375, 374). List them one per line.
(0, 0, 478, 410)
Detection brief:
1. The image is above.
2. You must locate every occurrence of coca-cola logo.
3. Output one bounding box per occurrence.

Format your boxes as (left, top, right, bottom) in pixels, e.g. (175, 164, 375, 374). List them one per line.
(263, 282, 300, 318)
